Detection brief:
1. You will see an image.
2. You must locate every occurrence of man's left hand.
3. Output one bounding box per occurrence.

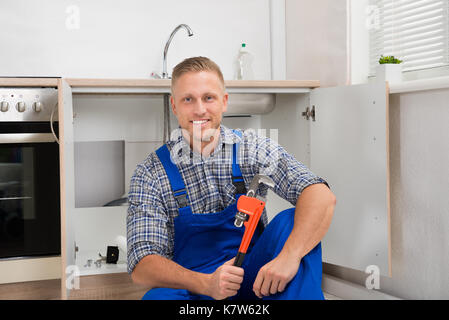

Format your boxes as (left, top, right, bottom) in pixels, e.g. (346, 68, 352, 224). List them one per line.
(252, 250, 300, 298)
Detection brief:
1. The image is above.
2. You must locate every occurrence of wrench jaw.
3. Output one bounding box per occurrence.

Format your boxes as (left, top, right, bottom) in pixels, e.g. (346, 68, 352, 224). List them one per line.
(233, 174, 275, 228)
(247, 174, 275, 197)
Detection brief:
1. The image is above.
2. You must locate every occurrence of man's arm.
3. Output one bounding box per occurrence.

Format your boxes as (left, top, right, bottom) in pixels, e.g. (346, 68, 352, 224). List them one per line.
(131, 254, 244, 300)
(131, 254, 208, 293)
(252, 183, 336, 298)
(128, 160, 245, 300)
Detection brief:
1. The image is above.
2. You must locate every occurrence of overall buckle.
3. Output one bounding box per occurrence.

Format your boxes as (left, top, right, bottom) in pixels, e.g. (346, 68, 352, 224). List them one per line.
(232, 176, 247, 195)
(174, 189, 189, 208)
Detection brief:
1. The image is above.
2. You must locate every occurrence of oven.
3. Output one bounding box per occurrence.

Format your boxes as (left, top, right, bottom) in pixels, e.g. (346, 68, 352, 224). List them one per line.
(0, 87, 60, 259)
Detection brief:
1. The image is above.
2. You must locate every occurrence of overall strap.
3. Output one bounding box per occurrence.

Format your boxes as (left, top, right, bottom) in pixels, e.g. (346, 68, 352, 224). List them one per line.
(156, 129, 246, 208)
(155, 144, 189, 208)
(232, 130, 247, 195)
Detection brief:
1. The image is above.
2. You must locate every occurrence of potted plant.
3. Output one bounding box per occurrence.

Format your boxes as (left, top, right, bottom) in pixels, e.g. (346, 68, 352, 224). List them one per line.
(376, 55, 403, 84)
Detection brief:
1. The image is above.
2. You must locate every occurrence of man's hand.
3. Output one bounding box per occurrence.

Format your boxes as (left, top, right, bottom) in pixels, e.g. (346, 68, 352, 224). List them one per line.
(253, 250, 300, 298)
(207, 257, 244, 300)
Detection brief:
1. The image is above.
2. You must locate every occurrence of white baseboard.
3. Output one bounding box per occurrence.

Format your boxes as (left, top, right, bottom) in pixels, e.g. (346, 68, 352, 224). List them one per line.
(322, 274, 401, 300)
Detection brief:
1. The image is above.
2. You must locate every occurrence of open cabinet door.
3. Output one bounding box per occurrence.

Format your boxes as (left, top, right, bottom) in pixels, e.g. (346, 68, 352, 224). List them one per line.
(309, 82, 391, 277)
(58, 79, 77, 299)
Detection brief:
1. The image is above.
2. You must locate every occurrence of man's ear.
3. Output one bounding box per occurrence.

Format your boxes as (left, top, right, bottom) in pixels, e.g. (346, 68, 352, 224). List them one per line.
(170, 95, 177, 115)
(222, 92, 229, 113)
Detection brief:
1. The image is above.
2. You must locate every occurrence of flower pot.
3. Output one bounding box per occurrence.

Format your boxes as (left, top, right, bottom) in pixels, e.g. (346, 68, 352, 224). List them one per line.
(376, 64, 402, 84)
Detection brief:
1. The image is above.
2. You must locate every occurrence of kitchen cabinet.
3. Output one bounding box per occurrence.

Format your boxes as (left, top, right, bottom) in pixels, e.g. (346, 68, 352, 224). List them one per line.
(0, 78, 390, 299)
(59, 78, 390, 299)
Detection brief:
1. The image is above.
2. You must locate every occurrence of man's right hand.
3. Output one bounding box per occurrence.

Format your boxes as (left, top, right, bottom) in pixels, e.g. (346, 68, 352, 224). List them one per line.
(207, 257, 244, 300)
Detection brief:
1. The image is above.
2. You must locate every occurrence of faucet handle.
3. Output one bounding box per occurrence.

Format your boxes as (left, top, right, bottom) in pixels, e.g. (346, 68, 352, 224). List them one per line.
(150, 72, 162, 79)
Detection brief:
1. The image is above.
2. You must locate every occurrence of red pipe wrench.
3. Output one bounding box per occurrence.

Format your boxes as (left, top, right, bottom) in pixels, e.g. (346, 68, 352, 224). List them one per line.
(233, 175, 275, 267)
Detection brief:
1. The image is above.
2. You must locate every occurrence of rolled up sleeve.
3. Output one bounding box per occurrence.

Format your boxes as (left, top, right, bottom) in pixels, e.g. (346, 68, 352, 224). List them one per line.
(126, 163, 170, 274)
(248, 133, 328, 207)
(271, 150, 328, 206)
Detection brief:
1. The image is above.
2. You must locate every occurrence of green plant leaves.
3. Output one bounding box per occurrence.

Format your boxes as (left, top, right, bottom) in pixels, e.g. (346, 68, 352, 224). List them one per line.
(378, 55, 403, 64)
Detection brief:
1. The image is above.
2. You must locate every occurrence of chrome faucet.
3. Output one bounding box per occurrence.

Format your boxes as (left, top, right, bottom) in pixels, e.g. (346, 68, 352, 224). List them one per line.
(162, 24, 194, 79)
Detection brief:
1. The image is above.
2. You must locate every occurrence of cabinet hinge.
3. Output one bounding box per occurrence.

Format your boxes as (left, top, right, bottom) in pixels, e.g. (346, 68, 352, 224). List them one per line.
(75, 242, 78, 260)
(302, 105, 316, 121)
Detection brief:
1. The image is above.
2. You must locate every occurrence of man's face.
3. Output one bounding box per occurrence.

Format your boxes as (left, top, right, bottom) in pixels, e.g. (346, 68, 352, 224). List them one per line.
(171, 71, 228, 145)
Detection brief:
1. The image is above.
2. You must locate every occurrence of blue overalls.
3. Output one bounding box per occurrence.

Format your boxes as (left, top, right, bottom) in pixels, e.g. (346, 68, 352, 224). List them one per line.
(142, 131, 324, 300)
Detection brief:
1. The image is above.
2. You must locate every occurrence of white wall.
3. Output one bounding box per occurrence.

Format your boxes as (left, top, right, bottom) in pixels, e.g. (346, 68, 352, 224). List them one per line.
(0, 0, 272, 79)
(349, 0, 370, 84)
(285, 0, 349, 87)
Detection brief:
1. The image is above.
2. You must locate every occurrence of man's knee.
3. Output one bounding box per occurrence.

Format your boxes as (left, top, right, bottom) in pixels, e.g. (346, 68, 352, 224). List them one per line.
(267, 208, 295, 233)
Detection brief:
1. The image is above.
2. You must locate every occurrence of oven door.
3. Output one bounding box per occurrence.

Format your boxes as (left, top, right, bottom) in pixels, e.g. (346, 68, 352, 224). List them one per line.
(0, 122, 60, 259)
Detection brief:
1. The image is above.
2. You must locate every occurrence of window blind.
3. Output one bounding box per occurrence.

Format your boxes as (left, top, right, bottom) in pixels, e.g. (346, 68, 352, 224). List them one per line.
(369, 0, 449, 75)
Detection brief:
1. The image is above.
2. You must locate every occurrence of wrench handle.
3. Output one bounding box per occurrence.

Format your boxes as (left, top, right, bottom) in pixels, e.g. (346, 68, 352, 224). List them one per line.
(233, 195, 265, 267)
(233, 252, 246, 267)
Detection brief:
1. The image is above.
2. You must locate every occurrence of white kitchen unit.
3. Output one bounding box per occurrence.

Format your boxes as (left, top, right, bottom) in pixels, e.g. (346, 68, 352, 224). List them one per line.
(56, 78, 389, 299)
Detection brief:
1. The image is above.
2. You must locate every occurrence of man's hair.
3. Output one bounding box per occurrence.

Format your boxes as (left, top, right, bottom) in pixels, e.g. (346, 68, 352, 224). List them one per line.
(171, 56, 225, 92)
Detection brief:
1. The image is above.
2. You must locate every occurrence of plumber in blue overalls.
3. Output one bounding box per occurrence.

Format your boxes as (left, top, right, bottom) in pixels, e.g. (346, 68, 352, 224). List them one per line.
(127, 57, 336, 300)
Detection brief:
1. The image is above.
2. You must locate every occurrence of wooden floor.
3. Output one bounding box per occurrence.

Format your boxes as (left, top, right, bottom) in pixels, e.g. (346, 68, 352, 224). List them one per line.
(0, 273, 150, 300)
(69, 273, 150, 300)
(0, 278, 61, 300)
(0, 273, 342, 300)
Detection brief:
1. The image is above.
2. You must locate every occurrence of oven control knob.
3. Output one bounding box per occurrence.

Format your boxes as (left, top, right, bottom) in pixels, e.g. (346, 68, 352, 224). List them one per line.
(0, 101, 9, 112)
(33, 101, 43, 112)
(16, 101, 26, 113)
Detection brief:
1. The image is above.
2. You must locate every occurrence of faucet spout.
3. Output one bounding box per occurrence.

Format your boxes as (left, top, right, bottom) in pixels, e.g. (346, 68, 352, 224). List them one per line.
(162, 24, 194, 79)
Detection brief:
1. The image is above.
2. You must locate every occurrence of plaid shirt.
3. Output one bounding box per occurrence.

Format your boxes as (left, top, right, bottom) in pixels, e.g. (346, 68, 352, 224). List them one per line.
(126, 125, 327, 274)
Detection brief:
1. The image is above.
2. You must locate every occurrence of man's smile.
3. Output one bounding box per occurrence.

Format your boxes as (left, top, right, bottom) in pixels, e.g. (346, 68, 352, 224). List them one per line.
(191, 119, 210, 127)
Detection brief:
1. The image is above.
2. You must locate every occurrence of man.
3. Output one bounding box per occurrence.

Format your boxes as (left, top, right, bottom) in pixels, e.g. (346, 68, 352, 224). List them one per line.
(127, 56, 336, 300)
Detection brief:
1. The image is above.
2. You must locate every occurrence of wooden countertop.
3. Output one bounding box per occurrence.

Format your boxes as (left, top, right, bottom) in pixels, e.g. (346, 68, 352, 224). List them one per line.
(0, 77, 59, 87)
(64, 78, 320, 88)
(0, 78, 320, 93)
(65, 79, 320, 94)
